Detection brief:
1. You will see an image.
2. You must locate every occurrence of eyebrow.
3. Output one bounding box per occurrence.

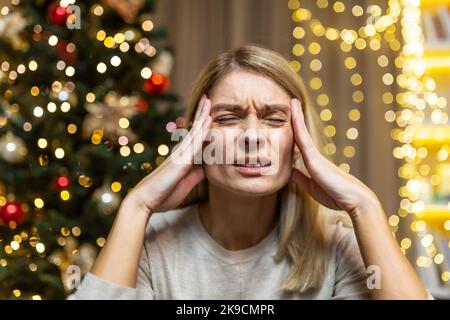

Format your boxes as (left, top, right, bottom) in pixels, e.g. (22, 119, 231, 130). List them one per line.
(211, 103, 289, 113)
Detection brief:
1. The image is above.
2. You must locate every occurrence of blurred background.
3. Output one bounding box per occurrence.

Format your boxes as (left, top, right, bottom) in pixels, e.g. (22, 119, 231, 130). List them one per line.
(0, 0, 449, 299)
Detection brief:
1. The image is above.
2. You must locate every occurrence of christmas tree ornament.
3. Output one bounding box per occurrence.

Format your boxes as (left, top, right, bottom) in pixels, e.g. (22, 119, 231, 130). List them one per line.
(0, 132, 27, 163)
(0, 201, 24, 225)
(144, 72, 170, 95)
(92, 185, 121, 215)
(47, 2, 69, 26)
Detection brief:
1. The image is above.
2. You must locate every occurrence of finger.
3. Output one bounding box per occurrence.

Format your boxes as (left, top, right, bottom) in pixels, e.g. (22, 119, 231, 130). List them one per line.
(172, 100, 212, 165)
(188, 114, 212, 164)
(290, 98, 323, 170)
(139, 99, 211, 185)
(185, 98, 212, 147)
(194, 94, 206, 122)
(170, 98, 210, 160)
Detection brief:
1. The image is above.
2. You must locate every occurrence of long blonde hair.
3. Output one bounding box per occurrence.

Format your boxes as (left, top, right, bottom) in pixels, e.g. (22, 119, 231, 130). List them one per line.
(181, 44, 332, 292)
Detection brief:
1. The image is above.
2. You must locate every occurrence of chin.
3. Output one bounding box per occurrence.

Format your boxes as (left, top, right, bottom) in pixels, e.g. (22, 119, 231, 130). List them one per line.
(206, 165, 289, 197)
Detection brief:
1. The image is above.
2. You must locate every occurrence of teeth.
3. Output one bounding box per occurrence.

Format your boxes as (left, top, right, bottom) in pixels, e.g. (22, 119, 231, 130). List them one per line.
(234, 163, 269, 167)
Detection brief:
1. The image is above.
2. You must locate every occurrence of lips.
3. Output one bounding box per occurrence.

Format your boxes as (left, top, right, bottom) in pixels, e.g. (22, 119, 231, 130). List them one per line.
(232, 157, 271, 176)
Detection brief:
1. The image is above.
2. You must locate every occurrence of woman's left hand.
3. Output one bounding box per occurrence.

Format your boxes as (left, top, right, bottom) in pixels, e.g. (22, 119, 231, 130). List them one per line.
(290, 98, 380, 217)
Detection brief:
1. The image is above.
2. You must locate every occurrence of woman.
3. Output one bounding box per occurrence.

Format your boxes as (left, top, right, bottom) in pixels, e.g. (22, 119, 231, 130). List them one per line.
(70, 45, 429, 299)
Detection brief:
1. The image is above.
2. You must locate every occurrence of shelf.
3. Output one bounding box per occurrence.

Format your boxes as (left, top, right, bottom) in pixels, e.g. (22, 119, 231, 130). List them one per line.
(412, 125, 450, 147)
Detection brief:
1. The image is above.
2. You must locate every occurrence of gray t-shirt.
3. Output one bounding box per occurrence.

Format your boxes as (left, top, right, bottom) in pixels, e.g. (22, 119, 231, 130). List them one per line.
(69, 203, 371, 299)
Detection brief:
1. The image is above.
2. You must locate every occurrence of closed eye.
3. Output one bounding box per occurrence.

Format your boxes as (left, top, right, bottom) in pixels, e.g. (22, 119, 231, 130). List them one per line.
(265, 117, 286, 125)
(215, 115, 240, 124)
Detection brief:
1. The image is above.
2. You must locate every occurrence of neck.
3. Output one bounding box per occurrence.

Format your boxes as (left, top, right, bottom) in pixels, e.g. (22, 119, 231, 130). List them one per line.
(198, 183, 280, 251)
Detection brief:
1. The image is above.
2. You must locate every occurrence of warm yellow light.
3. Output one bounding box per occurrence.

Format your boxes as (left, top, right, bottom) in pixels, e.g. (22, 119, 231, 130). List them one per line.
(293, 26, 305, 39)
(55, 148, 65, 159)
(34, 198, 44, 209)
(37, 138, 47, 149)
(120, 146, 131, 157)
(72, 226, 81, 237)
(104, 36, 115, 48)
(333, 1, 345, 13)
(141, 67, 152, 79)
(158, 144, 169, 156)
(96, 30, 106, 41)
(133, 143, 145, 154)
(36, 243, 45, 253)
(142, 20, 154, 32)
(86, 92, 96, 103)
(111, 56, 121, 67)
(67, 124, 77, 134)
(111, 182, 122, 192)
(33, 106, 44, 117)
(93, 5, 104, 16)
(320, 109, 332, 121)
(309, 77, 322, 90)
(60, 190, 70, 201)
(346, 128, 359, 140)
(11, 241, 19, 250)
(118, 117, 130, 129)
(113, 33, 125, 44)
(48, 35, 58, 46)
(97, 62, 107, 73)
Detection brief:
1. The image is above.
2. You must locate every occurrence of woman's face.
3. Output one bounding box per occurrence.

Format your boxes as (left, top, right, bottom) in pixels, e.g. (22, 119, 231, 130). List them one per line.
(203, 70, 295, 196)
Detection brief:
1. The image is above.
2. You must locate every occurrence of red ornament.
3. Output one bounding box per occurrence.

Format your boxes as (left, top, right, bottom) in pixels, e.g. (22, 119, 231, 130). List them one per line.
(0, 202, 24, 225)
(47, 2, 69, 26)
(56, 176, 70, 188)
(144, 72, 170, 95)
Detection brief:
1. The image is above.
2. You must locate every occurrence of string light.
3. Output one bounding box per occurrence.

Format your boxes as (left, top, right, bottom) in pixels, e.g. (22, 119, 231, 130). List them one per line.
(290, 0, 449, 285)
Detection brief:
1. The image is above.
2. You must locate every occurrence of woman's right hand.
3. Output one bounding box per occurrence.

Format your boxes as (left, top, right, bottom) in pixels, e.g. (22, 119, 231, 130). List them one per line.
(123, 95, 212, 216)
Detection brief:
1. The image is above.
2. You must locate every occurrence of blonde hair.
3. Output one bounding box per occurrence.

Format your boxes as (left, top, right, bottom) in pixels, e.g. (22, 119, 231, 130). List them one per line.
(181, 44, 334, 292)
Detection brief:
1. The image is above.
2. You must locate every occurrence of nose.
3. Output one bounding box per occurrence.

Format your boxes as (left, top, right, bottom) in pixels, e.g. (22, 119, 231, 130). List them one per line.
(240, 115, 266, 153)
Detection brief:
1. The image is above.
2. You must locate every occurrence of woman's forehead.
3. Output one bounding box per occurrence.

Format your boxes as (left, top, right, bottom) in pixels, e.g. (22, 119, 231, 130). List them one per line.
(209, 71, 290, 104)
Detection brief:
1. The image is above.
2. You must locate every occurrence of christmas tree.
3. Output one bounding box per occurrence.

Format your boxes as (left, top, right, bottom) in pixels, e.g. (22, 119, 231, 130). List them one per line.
(0, 0, 182, 299)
